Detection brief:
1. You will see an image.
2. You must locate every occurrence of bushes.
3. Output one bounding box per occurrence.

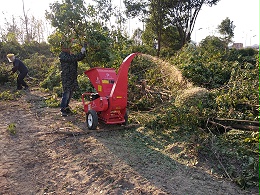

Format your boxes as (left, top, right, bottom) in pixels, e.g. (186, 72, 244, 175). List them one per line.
(172, 41, 232, 89)
(0, 41, 52, 63)
(0, 63, 17, 86)
(181, 60, 231, 89)
(39, 65, 61, 92)
(214, 58, 259, 120)
(172, 40, 258, 92)
(24, 53, 54, 82)
(0, 65, 11, 85)
(227, 48, 258, 64)
(170, 37, 259, 121)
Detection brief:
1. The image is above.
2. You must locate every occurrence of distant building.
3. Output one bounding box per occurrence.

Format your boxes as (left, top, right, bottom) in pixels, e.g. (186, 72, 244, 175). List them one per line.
(250, 44, 259, 50)
(232, 43, 243, 49)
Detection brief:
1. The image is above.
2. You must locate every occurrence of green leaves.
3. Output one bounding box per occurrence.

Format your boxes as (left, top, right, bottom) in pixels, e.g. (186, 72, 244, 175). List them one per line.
(217, 17, 235, 43)
(215, 59, 259, 120)
(173, 40, 232, 89)
(46, 0, 87, 37)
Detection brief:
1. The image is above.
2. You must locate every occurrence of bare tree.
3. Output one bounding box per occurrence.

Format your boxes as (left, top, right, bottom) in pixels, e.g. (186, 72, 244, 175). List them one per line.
(22, 0, 30, 42)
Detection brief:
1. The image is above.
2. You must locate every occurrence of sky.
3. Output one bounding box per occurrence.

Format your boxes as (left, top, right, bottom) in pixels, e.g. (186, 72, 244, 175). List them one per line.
(0, 0, 259, 46)
(193, 0, 259, 46)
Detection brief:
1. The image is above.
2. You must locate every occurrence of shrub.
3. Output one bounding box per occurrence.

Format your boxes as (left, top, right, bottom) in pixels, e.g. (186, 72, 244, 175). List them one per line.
(39, 62, 61, 91)
(214, 58, 259, 120)
(171, 43, 232, 89)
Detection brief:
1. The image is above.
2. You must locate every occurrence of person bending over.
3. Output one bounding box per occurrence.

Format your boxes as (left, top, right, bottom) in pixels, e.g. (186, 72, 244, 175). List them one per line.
(7, 54, 29, 90)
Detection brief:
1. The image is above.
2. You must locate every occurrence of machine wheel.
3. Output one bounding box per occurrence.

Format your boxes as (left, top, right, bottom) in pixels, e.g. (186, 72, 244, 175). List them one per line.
(86, 110, 98, 130)
(122, 111, 128, 125)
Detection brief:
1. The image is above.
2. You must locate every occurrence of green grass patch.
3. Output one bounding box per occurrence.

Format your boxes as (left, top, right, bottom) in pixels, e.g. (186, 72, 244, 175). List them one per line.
(0, 90, 22, 100)
(7, 123, 17, 135)
(44, 94, 60, 108)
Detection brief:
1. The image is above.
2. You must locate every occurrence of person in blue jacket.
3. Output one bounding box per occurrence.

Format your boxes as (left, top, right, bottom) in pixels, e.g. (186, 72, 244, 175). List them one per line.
(59, 41, 86, 116)
(7, 54, 29, 90)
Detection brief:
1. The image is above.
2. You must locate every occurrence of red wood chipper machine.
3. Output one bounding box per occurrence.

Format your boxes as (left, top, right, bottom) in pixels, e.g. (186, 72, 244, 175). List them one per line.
(82, 52, 140, 130)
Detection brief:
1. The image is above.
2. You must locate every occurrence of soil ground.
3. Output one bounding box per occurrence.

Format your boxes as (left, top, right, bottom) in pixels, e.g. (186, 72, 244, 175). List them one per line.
(0, 87, 258, 195)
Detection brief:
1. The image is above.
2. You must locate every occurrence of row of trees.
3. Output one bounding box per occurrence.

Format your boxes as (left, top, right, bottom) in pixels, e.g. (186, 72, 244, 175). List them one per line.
(0, 1, 50, 62)
(0, 0, 237, 62)
(46, 0, 236, 57)
(0, 1, 47, 44)
(124, 0, 222, 55)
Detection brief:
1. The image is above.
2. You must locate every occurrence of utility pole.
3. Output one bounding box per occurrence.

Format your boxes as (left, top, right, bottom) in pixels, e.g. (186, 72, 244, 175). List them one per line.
(195, 28, 202, 44)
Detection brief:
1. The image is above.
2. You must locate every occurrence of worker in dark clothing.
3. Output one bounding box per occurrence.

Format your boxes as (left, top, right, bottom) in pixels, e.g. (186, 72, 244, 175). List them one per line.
(59, 41, 86, 116)
(7, 54, 29, 90)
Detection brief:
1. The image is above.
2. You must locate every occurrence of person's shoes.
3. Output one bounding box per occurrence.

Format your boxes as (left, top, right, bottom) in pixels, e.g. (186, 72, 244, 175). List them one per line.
(60, 108, 69, 117)
(61, 111, 68, 117)
(24, 86, 29, 90)
(17, 87, 23, 90)
(64, 107, 73, 114)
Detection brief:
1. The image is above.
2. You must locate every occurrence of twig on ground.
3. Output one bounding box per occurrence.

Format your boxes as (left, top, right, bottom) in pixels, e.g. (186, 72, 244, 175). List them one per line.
(205, 121, 233, 181)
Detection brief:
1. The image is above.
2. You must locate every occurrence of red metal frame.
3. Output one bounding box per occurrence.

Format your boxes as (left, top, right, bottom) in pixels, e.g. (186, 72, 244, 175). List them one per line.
(82, 52, 139, 124)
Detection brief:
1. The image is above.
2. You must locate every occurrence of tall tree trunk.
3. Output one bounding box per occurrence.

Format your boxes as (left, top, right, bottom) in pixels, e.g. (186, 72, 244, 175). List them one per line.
(22, 0, 30, 42)
(157, 31, 161, 57)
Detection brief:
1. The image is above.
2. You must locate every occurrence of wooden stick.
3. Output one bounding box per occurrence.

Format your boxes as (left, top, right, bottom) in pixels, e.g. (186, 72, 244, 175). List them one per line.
(207, 120, 232, 131)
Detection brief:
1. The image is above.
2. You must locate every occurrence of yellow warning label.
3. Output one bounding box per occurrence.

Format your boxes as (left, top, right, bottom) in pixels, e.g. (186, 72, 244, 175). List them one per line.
(98, 85, 102, 92)
(102, 79, 109, 84)
(116, 96, 122, 99)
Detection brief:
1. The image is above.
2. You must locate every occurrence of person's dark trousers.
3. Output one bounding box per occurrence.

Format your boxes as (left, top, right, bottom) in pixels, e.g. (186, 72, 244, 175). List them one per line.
(60, 90, 73, 112)
(17, 72, 28, 89)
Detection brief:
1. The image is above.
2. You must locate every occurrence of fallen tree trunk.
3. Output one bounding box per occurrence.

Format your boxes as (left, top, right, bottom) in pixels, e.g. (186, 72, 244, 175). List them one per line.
(207, 120, 232, 132)
(230, 124, 259, 131)
(214, 118, 259, 126)
(209, 118, 259, 132)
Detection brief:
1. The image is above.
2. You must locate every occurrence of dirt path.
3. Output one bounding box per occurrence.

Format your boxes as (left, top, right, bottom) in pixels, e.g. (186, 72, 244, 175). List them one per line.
(0, 88, 255, 194)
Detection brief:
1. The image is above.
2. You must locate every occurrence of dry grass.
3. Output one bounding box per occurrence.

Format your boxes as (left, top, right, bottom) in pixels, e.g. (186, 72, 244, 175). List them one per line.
(142, 54, 193, 91)
(174, 87, 211, 108)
